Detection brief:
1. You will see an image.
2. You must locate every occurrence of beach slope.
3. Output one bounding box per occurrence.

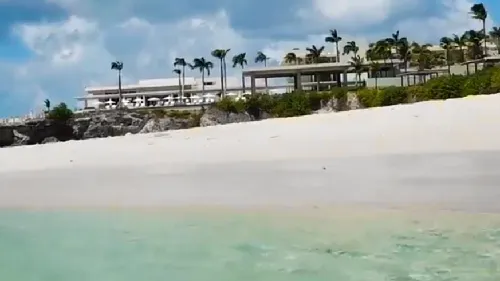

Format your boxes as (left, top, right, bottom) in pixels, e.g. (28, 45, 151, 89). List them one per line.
(1, 94, 500, 210)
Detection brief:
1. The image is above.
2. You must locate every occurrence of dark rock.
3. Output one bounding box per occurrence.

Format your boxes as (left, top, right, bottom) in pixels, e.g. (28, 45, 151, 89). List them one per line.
(41, 136, 59, 144)
(0, 126, 14, 147)
(13, 130, 29, 146)
(199, 107, 253, 127)
(139, 117, 192, 134)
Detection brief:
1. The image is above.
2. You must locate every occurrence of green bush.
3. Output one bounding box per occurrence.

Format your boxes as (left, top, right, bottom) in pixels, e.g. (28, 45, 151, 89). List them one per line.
(407, 85, 430, 102)
(244, 93, 277, 119)
(272, 91, 311, 117)
(423, 75, 467, 100)
(462, 68, 498, 96)
(374, 86, 409, 107)
(166, 110, 192, 119)
(215, 97, 245, 113)
(46, 102, 73, 122)
(212, 66, 500, 118)
(357, 88, 379, 107)
(307, 91, 334, 111)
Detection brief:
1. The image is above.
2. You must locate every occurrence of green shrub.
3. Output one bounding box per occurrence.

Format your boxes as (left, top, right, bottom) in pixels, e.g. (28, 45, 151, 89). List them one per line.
(166, 110, 192, 119)
(244, 93, 278, 119)
(272, 91, 311, 117)
(215, 97, 245, 113)
(307, 91, 333, 111)
(331, 87, 348, 100)
(374, 86, 408, 106)
(423, 75, 467, 100)
(407, 85, 430, 102)
(490, 67, 500, 93)
(46, 102, 73, 122)
(356, 88, 379, 107)
(150, 109, 168, 118)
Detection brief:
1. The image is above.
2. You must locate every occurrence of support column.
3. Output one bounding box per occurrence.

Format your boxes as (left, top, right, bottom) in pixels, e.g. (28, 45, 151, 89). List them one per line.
(84, 100, 88, 109)
(342, 70, 348, 87)
(296, 72, 302, 91)
(242, 74, 246, 93)
(250, 76, 256, 95)
(336, 72, 341, 87)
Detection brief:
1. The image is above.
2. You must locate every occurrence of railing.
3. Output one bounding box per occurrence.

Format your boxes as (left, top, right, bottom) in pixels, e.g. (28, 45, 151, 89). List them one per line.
(0, 112, 45, 125)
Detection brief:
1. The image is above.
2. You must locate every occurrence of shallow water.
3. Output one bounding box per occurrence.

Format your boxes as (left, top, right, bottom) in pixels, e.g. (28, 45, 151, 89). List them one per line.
(1, 208, 499, 281)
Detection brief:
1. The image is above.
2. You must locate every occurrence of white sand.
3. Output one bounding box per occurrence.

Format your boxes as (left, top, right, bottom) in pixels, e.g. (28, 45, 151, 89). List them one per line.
(1, 94, 500, 210)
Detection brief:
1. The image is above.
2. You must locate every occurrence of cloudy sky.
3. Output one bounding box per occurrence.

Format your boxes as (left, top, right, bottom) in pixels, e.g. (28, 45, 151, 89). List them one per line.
(0, 0, 498, 116)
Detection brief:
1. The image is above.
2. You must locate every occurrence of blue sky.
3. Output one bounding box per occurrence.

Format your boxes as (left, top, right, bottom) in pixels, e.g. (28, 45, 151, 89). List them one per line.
(0, 0, 498, 117)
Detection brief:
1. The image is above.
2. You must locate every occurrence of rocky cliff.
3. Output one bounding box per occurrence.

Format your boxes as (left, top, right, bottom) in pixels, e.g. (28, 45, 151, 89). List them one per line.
(0, 108, 259, 147)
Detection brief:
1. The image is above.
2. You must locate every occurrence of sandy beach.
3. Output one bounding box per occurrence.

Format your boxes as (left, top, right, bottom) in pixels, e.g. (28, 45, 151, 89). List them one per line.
(1, 94, 500, 210)
(2, 95, 500, 280)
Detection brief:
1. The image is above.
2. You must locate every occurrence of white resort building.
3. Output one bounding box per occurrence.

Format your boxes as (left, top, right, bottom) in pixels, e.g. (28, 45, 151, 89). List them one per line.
(76, 76, 267, 110)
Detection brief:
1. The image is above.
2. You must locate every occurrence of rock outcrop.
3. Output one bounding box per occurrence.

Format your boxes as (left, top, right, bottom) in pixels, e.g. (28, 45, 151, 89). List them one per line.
(1, 109, 201, 147)
(199, 107, 254, 127)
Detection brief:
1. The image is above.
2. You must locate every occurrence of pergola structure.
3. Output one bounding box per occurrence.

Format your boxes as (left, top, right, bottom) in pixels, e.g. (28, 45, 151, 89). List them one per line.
(461, 56, 500, 75)
(396, 69, 449, 86)
(242, 60, 401, 95)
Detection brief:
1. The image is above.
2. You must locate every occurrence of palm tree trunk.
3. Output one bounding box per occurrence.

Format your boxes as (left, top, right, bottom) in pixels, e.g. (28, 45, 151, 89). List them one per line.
(316, 73, 320, 91)
(446, 50, 450, 74)
(223, 58, 227, 95)
(264, 60, 268, 92)
(202, 70, 205, 96)
(178, 74, 182, 99)
(182, 65, 186, 99)
(219, 58, 224, 98)
(483, 20, 487, 57)
(118, 70, 122, 109)
(335, 43, 340, 63)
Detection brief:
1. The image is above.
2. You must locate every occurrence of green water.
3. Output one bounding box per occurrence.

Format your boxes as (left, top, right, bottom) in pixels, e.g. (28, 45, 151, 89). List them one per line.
(0, 209, 499, 281)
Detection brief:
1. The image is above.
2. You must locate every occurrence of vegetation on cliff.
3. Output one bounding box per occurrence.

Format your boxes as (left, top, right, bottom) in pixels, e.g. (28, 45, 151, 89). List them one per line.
(215, 66, 500, 116)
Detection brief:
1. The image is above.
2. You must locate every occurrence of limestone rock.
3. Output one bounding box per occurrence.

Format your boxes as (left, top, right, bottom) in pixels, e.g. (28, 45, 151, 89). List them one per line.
(199, 107, 253, 127)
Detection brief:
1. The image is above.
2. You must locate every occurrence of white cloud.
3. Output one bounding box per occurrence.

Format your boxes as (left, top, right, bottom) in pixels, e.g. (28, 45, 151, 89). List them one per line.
(0, 0, 496, 115)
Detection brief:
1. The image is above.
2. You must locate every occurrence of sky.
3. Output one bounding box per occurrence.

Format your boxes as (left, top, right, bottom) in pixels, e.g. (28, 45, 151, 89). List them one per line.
(0, 0, 498, 117)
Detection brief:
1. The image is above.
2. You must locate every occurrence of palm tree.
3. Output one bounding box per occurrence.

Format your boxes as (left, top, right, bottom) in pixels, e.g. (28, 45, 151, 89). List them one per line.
(370, 61, 381, 89)
(374, 40, 391, 63)
(349, 55, 364, 87)
(324, 29, 342, 62)
(174, 58, 188, 98)
(173, 69, 182, 96)
(284, 52, 297, 64)
(489, 26, 500, 52)
(306, 45, 325, 91)
(305, 45, 325, 63)
(211, 49, 226, 97)
(221, 49, 230, 94)
(343, 41, 359, 57)
(398, 38, 411, 72)
(44, 99, 51, 112)
(386, 30, 407, 76)
(255, 51, 269, 91)
(440, 36, 453, 73)
(190, 57, 213, 96)
(111, 61, 123, 108)
(410, 42, 433, 82)
(464, 29, 485, 60)
(232, 53, 247, 68)
(452, 33, 468, 62)
(469, 3, 488, 57)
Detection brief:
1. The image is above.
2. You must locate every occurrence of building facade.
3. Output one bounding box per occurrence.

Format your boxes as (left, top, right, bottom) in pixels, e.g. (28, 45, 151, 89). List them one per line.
(77, 76, 265, 110)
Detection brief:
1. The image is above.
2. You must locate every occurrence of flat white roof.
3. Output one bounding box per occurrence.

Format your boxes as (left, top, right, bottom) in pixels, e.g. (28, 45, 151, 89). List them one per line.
(243, 59, 402, 77)
(85, 77, 197, 92)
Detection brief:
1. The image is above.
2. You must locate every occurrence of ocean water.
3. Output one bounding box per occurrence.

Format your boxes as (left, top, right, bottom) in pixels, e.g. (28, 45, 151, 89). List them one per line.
(0, 208, 499, 281)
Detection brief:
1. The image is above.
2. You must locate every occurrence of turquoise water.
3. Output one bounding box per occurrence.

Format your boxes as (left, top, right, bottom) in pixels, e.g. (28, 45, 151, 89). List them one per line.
(0, 208, 499, 281)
